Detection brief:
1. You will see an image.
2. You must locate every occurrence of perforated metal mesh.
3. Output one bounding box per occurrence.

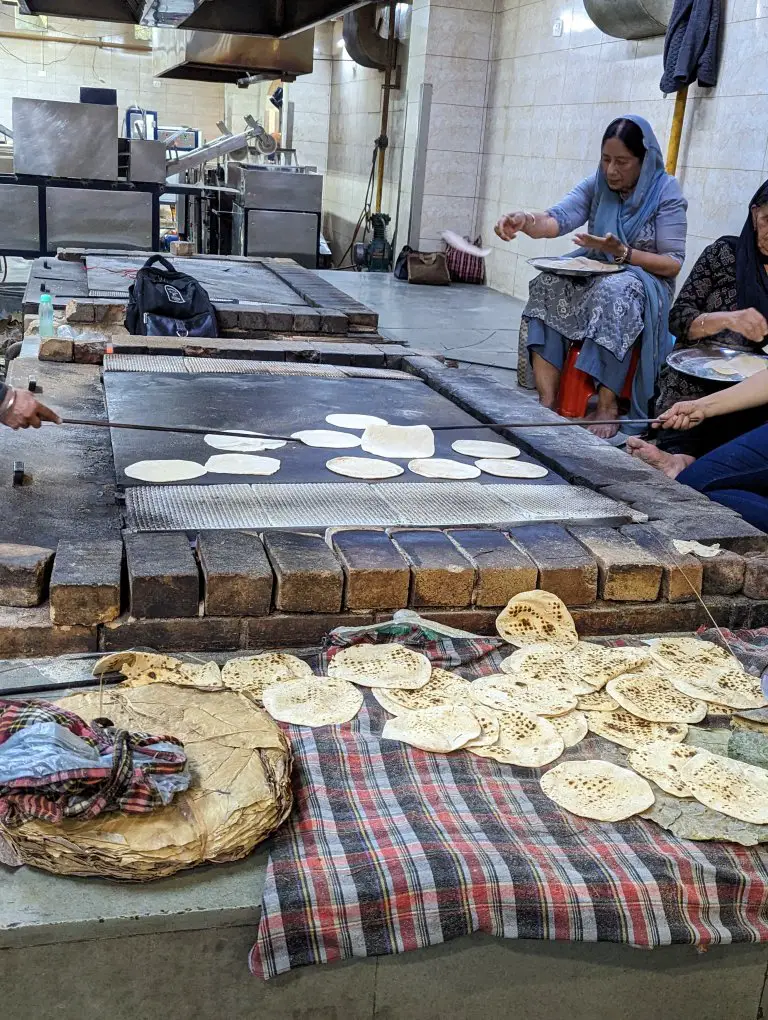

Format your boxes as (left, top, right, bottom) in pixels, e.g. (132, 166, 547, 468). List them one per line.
(101, 354, 413, 381)
(182, 358, 347, 377)
(104, 354, 187, 373)
(124, 481, 640, 532)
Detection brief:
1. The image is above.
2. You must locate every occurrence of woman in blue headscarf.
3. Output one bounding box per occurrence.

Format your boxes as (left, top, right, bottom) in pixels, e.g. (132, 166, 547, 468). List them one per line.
(496, 116, 688, 439)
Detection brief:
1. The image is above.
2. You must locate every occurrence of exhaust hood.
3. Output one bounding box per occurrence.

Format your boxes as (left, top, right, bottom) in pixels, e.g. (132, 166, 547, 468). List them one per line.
(19, 0, 369, 37)
(153, 28, 314, 83)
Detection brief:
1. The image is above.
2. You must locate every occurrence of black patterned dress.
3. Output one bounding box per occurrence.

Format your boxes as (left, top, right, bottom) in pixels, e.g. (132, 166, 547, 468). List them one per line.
(654, 237, 766, 456)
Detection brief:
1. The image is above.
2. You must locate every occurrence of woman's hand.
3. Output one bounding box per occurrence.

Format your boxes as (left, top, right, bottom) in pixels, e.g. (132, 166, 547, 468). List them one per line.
(494, 212, 528, 241)
(726, 307, 768, 343)
(653, 399, 708, 431)
(573, 232, 626, 258)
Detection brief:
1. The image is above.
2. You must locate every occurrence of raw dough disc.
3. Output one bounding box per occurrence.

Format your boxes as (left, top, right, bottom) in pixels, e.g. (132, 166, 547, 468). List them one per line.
(408, 458, 481, 480)
(627, 740, 698, 797)
(496, 590, 578, 648)
(541, 760, 655, 822)
(475, 459, 548, 478)
(262, 676, 363, 727)
(382, 703, 481, 753)
(707, 354, 768, 378)
(681, 750, 768, 824)
(326, 456, 403, 479)
(326, 413, 388, 430)
(451, 439, 520, 459)
(124, 459, 206, 483)
(361, 423, 435, 459)
(329, 643, 432, 690)
(292, 429, 361, 449)
(204, 430, 286, 452)
(204, 453, 280, 476)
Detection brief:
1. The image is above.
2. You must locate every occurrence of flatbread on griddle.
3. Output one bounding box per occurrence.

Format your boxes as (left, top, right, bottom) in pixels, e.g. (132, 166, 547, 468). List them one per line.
(221, 652, 314, 700)
(541, 761, 655, 822)
(470, 674, 577, 716)
(451, 440, 520, 459)
(549, 710, 588, 748)
(682, 751, 768, 824)
(325, 456, 403, 479)
(263, 675, 363, 727)
(496, 590, 578, 648)
(606, 669, 708, 724)
(586, 709, 688, 750)
(292, 429, 361, 449)
(204, 430, 286, 452)
(475, 459, 548, 478)
(371, 668, 471, 713)
(328, 643, 432, 689)
(382, 703, 481, 753)
(326, 413, 388, 430)
(627, 741, 698, 797)
(124, 459, 206, 482)
(470, 707, 564, 767)
(204, 453, 280, 475)
(407, 458, 481, 480)
(360, 423, 435, 459)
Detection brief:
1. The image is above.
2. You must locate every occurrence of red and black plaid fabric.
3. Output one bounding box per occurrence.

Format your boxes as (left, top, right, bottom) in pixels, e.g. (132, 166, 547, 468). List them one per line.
(0, 698, 187, 826)
(250, 625, 768, 980)
(444, 236, 486, 284)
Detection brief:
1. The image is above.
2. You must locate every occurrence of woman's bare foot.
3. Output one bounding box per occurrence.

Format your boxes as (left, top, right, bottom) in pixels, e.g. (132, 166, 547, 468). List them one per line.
(586, 388, 620, 439)
(626, 437, 695, 479)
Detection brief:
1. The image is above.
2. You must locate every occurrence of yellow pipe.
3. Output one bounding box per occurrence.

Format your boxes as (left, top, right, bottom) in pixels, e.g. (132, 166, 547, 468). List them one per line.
(665, 86, 688, 176)
(0, 29, 148, 52)
(374, 0, 398, 214)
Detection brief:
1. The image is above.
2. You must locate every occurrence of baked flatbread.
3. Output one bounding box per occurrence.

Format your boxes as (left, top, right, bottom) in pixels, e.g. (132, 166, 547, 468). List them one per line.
(371, 667, 470, 713)
(549, 710, 588, 748)
(361, 423, 435, 459)
(292, 429, 361, 449)
(204, 430, 286, 452)
(577, 689, 620, 712)
(649, 636, 733, 672)
(586, 709, 688, 750)
(475, 459, 548, 478)
(500, 642, 650, 693)
(463, 704, 501, 748)
(262, 676, 363, 727)
(382, 703, 481, 752)
(470, 673, 577, 716)
(606, 669, 708, 724)
(124, 459, 206, 482)
(496, 590, 578, 647)
(407, 458, 481, 479)
(451, 440, 520, 459)
(541, 761, 655, 822)
(93, 652, 223, 691)
(326, 413, 388, 430)
(627, 741, 697, 797)
(682, 751, 768, 824)
(325, 456, 403, 479)
(328, 643, 432, 689)
(471, 708, 564, 767)
(665, 662, 767, 710)
(221, 652, 314, 700)
(204, 453, 280, 475)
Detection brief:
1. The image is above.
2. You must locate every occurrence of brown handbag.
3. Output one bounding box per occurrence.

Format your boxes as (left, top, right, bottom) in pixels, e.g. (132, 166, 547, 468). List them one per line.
(406, 251, 451, 286)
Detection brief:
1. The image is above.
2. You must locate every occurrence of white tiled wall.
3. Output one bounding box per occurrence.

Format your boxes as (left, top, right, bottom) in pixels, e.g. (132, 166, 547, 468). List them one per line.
(477, 0, 768, 300)
(0, 13, 226, 142)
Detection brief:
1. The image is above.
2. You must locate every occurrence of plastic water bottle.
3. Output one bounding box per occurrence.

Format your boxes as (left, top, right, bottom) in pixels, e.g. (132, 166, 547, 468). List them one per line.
(38, 293, 54, 339)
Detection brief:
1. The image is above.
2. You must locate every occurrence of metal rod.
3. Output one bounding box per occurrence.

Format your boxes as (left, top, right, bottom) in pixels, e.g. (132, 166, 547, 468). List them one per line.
(665, 86, 688, 176)
(58, 418, 301, 443)
(430, 418, 658, 432)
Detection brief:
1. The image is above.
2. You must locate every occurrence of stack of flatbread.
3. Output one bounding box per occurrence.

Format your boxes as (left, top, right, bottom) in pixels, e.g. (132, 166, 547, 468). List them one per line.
(490, 591, 768, 825)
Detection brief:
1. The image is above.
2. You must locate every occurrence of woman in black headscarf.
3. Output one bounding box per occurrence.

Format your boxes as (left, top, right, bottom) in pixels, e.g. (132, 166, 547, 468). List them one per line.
(627, 180, 768, 477)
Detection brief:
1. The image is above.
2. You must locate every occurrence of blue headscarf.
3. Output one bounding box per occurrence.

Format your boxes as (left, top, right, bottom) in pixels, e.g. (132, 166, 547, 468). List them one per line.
(578, 115, 675, 436)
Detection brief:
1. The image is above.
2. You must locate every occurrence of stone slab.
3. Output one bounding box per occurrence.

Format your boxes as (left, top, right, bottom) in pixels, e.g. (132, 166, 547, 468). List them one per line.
(446, 529, 538, 608)
(331, 529, 411, 610)
(699, 549, 746, 596)
(38, 337, 73, 362)
(0, 605, 95, 656)
(642, 516, 768, 555)
(742, 554, 768, 599)
(508, 524, 597, 606)
(196, 531, 273, 617)
(390, 530, 475, 607)
(245, 612, 375, 647)
(100, 615, 242, 652)
(569, 527, 663, 603)
(0, 542, 54, 608)
(124, 533, 200, 619)
(263, 531, 344, 613)
(620, 524, 703, 603)
(49, 539, 123, 625)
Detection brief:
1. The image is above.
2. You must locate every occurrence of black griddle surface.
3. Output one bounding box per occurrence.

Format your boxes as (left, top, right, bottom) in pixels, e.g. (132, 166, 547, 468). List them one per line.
(104, 372, 562, 488)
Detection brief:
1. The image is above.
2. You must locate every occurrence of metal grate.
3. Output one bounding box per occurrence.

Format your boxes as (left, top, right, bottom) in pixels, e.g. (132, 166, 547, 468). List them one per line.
(104, 354, 188, 373)
(125, 481, 640, 532)
(182, 358, 347, 377)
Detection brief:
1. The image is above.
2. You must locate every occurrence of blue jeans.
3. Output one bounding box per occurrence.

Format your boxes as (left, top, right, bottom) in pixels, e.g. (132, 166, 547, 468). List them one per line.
(678, 422, 768, 532)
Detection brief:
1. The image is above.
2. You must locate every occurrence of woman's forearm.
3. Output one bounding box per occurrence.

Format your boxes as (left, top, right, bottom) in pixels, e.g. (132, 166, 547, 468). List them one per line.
(628, 249, 681, 278)
(699, 371, 768, 418)
(687, 311, 738, 340)
(524, 212, 560, 239)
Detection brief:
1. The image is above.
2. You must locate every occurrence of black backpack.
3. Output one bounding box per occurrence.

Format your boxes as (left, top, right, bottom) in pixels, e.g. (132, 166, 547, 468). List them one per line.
(124, 254, 218, 338)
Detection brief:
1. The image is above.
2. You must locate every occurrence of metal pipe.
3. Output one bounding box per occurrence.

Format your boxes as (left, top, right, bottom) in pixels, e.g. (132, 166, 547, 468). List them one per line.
(0, 29, 148, 52)
(665, 86, 688, 176)
(374, 0, 398, 214)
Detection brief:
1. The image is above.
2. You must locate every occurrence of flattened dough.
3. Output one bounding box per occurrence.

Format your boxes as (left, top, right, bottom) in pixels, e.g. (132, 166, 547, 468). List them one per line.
(326, 413, 388, 430)
(204, 453, 280, 475)
(204, 430, 286, 452)
(292, 429, 361, 449)
(326, 456, 403, 479)
(541, 760, 655, 821)
(451, 439, 520, 459)
(475, 459, 548, 478)
(125, 459, 206, 483)
(707, 354, 768, 378)
(408, 458, 481, 479)
(470, 673, 577, 716)
(361, 423, 435, 459)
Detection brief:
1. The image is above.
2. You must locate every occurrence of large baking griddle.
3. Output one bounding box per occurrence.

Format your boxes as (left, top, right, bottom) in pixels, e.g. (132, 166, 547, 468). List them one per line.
(104, 371, 563, 488)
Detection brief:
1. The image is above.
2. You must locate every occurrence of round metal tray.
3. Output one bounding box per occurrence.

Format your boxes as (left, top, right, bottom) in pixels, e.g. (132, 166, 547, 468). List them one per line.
(527, 256, 625, 277)
(666, 344, 768, 384)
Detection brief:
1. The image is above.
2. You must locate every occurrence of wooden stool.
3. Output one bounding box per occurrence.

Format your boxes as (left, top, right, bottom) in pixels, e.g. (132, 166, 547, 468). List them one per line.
(556, 342, 640, 418)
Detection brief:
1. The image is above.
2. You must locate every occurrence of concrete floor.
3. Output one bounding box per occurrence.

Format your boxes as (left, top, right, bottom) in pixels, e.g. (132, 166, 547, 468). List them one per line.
(318, 270, 524, 378)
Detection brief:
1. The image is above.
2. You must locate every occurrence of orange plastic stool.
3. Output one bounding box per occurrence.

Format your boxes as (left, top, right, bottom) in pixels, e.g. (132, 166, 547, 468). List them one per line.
(556, 343, 639, 418)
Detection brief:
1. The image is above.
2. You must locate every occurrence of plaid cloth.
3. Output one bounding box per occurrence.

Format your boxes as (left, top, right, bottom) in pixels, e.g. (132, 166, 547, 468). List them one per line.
(444, 237, 486, 285)
(250, 624, 768, 979)
(0, 698, 188, 826)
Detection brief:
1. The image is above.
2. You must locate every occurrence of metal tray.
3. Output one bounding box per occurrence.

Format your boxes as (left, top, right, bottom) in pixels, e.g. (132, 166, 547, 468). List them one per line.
(528, 256, 624, 277)
(666, 344, 768, 384)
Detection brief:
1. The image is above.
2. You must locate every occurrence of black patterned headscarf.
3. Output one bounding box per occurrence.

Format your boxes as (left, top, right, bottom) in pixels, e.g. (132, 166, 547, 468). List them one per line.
(732, 179, 768, 319)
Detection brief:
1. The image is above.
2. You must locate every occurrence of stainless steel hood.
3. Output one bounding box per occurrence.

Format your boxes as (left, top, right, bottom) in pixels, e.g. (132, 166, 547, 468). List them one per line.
(153, 28, 314, 82)
(19, 0, 369, 37)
